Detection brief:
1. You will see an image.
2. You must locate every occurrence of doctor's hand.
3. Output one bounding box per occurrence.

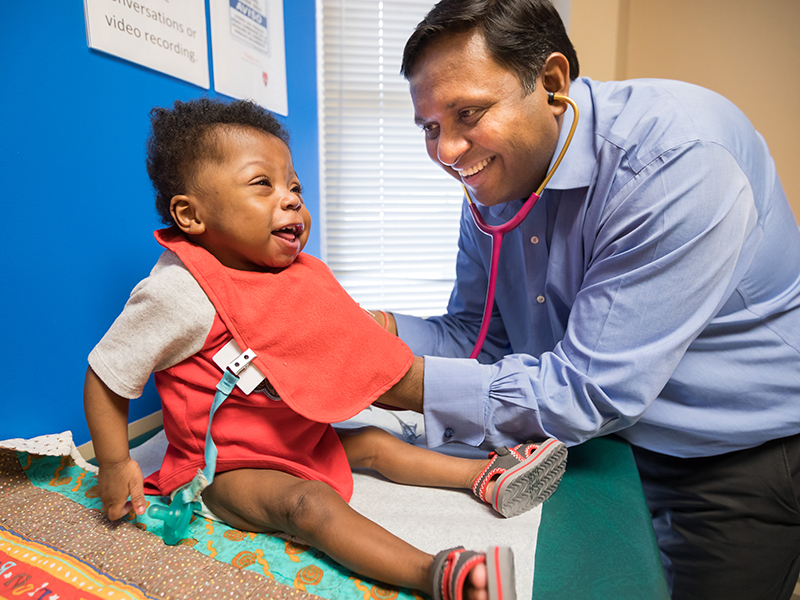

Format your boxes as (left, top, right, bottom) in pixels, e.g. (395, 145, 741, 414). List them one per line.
(376, 355, 425, 413)
(97, 456, 146, 521)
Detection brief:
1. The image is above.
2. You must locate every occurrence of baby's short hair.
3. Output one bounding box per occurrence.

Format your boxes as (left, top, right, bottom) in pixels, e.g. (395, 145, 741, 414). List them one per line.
(146, 97, 289, 225)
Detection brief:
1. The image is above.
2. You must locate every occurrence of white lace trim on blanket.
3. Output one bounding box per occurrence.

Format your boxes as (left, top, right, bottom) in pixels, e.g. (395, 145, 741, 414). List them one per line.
(0, 431, 98, 473)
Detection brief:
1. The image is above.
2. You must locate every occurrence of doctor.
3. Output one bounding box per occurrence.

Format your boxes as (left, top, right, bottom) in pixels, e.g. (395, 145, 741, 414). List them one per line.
(376, 1, 800, 598)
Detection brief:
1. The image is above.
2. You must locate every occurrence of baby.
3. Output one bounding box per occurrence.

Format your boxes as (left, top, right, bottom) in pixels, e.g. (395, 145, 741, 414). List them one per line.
(84, 98, 566, 600)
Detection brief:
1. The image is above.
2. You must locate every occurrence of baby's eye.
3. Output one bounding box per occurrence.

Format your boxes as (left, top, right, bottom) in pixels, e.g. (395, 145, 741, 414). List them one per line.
(253, 177, 272, 187)
(292, 184, 303, 195)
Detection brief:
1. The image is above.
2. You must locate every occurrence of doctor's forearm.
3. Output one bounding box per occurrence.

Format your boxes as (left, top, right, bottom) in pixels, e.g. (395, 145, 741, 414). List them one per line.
(379, 356, 424, 413)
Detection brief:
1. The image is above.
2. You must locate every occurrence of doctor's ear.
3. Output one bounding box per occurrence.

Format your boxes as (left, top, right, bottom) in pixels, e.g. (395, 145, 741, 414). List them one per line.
(170, 195, 206, 236)
(541, 53, 571, 111)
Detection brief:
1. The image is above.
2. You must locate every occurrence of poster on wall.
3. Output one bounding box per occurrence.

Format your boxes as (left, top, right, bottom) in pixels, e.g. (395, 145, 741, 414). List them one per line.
(84, 0, 209, 89)
(209, 0, 288, 116)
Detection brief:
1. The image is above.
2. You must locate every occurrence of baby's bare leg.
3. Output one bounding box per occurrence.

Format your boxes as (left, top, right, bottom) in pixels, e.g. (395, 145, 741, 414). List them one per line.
(202, 468, 434, 593)
(340, 428, 493, 599)
(340, 426, 490, 492)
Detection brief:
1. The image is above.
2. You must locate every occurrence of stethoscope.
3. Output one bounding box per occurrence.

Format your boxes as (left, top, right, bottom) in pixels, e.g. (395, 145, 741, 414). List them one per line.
(461, 93, 579, 359)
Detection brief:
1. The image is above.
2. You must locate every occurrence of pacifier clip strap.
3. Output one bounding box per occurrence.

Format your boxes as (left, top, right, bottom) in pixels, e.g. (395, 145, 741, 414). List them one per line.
(152, 346, 258, 545)
(199, 347, 258, 488)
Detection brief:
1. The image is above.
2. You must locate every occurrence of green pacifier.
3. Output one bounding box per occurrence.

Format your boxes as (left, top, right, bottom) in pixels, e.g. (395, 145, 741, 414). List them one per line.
(147, 494, 197, 545)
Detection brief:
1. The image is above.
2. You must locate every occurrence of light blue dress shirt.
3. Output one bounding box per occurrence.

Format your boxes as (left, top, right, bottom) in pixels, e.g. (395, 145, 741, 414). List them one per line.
(395, 77, 800, 458)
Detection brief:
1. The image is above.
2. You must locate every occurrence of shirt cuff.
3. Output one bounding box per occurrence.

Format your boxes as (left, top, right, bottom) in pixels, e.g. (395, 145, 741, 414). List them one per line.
(87, 349, 144, 400)
(422, 355, 488, 448)
(393, 312, 434, 356)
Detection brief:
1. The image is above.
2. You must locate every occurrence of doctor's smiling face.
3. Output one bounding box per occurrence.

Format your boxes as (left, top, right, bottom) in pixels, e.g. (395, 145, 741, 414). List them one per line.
(409, 29, 570, 207)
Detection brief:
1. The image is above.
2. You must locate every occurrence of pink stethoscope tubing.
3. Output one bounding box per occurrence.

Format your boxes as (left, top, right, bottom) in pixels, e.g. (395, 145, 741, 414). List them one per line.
(463, 93, 579, 359)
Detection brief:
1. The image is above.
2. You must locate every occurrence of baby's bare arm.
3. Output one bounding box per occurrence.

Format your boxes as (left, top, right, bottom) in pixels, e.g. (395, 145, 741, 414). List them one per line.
(83, 366, 146, 520)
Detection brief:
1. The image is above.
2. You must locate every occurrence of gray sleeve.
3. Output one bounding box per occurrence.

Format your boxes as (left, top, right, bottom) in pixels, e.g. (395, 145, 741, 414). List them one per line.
(88, 250, 217, 399)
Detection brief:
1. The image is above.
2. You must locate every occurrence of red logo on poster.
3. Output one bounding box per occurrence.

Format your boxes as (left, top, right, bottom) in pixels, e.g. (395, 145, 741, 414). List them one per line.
(262, 72, 269, 87)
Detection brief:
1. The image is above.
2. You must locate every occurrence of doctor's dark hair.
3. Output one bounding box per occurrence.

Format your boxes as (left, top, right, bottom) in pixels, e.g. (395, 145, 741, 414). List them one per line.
(401, 0, 579, 92)
(146, 97, 289, 226)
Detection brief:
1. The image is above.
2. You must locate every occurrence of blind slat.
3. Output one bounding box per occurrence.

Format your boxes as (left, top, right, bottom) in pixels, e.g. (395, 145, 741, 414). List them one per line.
(320, 0, 461, 316)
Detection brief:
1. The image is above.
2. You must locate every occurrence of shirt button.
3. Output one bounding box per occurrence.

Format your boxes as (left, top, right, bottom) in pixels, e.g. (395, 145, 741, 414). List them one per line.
(444, 427, 454, 439)
(530, 235, 539, 244)
(537, 295, 545, 304)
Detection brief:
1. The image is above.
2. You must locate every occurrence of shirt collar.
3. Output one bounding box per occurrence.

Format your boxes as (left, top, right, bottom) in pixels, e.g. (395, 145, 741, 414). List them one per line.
(486, 78, 596, 219)
(544, 77, 596, 190)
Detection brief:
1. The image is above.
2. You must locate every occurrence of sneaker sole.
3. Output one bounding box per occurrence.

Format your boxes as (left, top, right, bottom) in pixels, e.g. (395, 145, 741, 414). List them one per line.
(487, 546, 517, 600)
(492, 438, 567, 518)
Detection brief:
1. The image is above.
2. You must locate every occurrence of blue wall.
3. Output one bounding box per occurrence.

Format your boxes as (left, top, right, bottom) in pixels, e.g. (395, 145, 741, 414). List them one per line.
(0, 2, 320, 445)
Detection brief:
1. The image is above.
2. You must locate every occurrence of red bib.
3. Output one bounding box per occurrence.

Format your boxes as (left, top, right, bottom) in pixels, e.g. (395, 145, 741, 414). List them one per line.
(155, 228, 413, 423)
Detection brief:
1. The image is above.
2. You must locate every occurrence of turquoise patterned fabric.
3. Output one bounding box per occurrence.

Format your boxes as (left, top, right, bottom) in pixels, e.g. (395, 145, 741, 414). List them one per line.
(19, 452, 422, 600)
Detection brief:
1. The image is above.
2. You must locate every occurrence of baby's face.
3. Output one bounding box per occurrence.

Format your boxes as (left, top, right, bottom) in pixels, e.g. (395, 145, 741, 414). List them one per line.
(190, 127, 311, 271)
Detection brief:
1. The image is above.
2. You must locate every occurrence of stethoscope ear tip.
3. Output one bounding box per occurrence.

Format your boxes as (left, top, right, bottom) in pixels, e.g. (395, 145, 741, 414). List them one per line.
(547, 91, 555, 104)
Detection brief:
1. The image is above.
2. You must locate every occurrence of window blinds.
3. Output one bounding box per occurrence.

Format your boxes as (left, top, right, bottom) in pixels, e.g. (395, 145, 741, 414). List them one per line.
(318, 0, 464, 317)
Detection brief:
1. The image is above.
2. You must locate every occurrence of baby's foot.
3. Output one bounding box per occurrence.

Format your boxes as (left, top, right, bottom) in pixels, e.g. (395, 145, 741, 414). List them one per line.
(471, 439, 568, 518)
(430, 547, 515, 600)
(464, 561, 488, 600)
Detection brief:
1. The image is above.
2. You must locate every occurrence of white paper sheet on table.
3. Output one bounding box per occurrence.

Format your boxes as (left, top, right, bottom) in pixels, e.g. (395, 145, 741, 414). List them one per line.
(336, 408, 539, 600)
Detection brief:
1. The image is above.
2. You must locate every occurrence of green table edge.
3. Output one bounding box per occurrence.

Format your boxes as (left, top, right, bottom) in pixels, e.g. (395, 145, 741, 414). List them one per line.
(534, 436, 670, 599)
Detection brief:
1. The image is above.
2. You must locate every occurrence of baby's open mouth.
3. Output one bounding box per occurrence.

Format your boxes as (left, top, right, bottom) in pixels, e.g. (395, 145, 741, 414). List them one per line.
(272, 223, 304, 242)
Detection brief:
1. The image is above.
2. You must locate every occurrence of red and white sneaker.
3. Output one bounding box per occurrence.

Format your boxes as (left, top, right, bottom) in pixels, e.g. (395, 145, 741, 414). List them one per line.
(431, 546, 516, 600)
(472, 438, 567, 518)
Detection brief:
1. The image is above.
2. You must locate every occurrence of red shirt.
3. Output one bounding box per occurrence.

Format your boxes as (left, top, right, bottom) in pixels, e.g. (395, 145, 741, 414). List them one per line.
(145, 314, 356, 500)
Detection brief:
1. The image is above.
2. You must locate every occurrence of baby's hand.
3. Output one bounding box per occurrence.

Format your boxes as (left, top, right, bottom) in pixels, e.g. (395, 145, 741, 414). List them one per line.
(97, 457, 146, 521)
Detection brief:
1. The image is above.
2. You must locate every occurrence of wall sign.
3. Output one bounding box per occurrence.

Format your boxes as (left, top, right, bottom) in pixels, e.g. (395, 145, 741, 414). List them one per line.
(209, 0, 288, 116)
(84, 0, 210, 89)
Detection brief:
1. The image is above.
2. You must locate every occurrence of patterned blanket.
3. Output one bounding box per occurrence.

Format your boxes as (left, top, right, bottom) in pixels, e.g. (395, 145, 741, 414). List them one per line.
(0, 447, 419, 600)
